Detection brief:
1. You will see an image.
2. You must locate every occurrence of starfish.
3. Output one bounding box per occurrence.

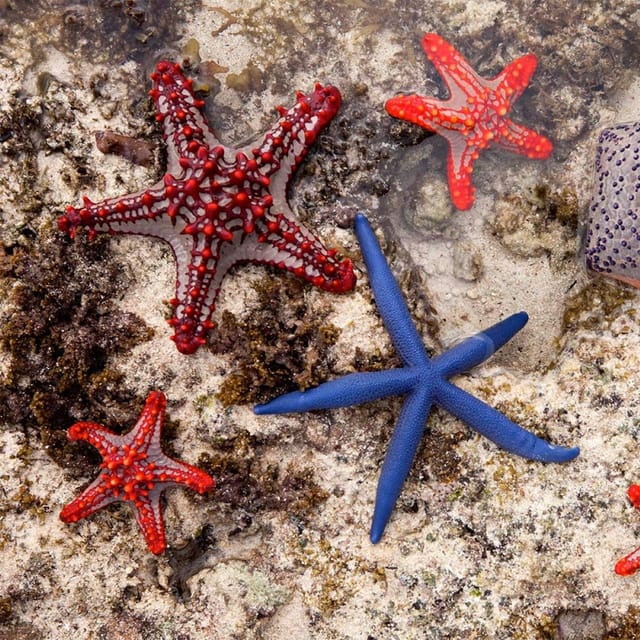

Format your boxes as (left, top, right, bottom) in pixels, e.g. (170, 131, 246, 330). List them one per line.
(59, 61, 356, 354)
(60, 391, 214, 554)
(385, 33, 553, 210)
(615, 485, 640, 576)
(255, 214, 579, 543)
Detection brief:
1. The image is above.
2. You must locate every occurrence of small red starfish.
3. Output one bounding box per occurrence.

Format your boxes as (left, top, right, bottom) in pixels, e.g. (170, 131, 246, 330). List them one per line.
(59, 61, 355, 354)
(60, 391, 214, 555)
(385, 33, 553, 210)
(615, 484, 640, 576)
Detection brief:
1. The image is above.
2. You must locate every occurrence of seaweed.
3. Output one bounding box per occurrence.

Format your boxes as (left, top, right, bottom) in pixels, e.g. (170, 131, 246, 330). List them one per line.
(0, 230, 152, 464)
(212, 276, 342, 406)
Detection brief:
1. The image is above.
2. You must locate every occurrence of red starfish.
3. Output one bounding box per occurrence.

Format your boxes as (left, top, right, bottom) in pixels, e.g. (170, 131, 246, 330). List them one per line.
(615, 484, 640, 576)
(59, 61, 356, 354)
(59, 391, 214, 555)
(385, 33, 553, 210)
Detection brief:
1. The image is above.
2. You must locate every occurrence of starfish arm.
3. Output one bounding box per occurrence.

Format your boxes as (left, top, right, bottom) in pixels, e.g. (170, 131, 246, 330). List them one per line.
(385, 93, 479, 138)
(252, 84, 342, 202)
(165, 236, 222, 354)
(492, 53, 538, 105)
(445, 138, 478, 211)
(153, 461, 216, 494)
(59, 475, 120, 523)
(241, 215, 356, 293)
(58, 184, 169, 240)
(370, 387, 433, 543)
(614, 486, 640, 575)
(66, 421, 121, 458)
(354, 215, 428, 365)
(150, 61, 220, 171)
(615, 546, 640, 576)
(432, 312, 528, 378)
(495, 121, 553, 159)
(131, 491, 167, 555)
(385, 94, 443, 135)
(254, 368, 418, 415)
(421, 33, 486, 104)
(628, 484, 640, 509)
(128, 390, 166, 453)
(435, 380, 579, 462)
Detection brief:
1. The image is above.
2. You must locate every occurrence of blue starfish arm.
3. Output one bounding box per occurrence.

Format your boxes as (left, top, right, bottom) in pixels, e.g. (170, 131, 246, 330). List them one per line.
(254, 368, 419, 415)
(354, 214, 429, 366)
(435, 380, 580, 462)
(431, 312, 529, 378)
(370, 387, 433, 544)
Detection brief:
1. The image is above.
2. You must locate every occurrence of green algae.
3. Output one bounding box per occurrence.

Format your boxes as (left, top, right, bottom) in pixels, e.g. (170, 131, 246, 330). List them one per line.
(562, 279, 637, 334)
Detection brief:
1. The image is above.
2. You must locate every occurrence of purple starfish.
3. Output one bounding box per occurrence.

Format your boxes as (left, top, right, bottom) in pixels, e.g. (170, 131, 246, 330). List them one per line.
(59, 61, 356, 354)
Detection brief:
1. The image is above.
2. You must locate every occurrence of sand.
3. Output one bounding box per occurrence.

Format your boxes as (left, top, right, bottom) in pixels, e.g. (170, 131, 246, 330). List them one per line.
(1, 1, 640, 638)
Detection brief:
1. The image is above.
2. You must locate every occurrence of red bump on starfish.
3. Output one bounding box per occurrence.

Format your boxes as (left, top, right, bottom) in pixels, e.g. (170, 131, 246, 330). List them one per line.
(59, 61, 356, 354)
(385, 32, 553, 210)
(60, 391, 214, 555)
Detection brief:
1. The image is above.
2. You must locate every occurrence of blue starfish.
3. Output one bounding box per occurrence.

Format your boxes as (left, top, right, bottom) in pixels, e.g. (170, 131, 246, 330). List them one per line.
(254, 214, 580, 543)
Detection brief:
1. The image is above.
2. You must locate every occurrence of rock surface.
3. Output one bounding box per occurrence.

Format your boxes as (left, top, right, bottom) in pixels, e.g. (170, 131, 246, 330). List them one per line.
(2, 1, 640, 638)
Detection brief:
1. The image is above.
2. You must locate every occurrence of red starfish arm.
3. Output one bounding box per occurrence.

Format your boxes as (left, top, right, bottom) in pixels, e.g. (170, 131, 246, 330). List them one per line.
(629, 484, 640, 508)
(153, 461, 215, 495)
(59, 475, 120, 523)
(130, 491, 167, 555)
(445, 139, 477, 211)
(421, 33, 486, 104)
(252, 84, 342, 201)
(166, 236, 222, 354)
(250, 214, 356, 292)
(385, 93, 476, 137)
(615, 546, 640, 576)
(66, 421, 121, 457)
(58, 185, 168, 240)
(128, 390, 166, 453)
(386, 94, 444, 134)
(492, 53, 539, 106)
(495, 120, 553, 159)
(150, 61, 220, 172)
(614, 485, 640, 575)
(131, 470, 213, 555)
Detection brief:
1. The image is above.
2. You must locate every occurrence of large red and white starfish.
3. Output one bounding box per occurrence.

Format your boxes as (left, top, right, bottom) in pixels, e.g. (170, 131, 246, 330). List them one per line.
(60, 391, 214, 555)
(385, 33, 553, 210)
(59, 61, 355, 354)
